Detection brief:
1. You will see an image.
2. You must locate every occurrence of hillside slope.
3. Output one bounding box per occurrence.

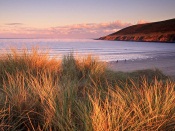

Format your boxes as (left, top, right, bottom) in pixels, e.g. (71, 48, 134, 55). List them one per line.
(99, 18, 175, 42)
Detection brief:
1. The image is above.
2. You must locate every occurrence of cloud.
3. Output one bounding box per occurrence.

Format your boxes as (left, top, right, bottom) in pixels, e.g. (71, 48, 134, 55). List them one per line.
(5, 23, 23, 26)
(137, 20, 149, 24)
(0, 20, 132, 38)
(50, 20, 132, 38)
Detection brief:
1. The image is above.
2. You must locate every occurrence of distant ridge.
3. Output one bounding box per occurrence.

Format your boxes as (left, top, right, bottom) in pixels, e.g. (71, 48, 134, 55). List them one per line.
(98, 18, 175, 43)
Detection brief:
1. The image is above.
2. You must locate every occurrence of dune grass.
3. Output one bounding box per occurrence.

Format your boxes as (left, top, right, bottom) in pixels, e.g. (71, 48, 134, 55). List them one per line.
(0, 49, 174, 130)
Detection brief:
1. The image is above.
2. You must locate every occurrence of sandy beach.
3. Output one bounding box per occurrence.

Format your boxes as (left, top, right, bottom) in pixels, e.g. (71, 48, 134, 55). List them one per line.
(108, 55, 175, 78)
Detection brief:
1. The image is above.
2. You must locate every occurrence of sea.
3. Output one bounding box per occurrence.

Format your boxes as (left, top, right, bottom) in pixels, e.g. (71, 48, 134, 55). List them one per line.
(0, 39, 175, 62)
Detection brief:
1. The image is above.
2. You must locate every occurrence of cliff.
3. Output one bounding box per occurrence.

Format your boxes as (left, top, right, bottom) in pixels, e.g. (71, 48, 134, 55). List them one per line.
(98, 18, 175, 43)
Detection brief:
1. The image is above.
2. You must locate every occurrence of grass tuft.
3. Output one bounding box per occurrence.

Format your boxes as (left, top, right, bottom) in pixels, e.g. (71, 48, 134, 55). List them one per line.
(0, 48, 174, 130)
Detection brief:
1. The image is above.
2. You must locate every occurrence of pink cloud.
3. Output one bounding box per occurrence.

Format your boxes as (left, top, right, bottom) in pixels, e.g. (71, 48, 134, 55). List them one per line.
(50, 21, 131, 38)
(0, 20, 132, 39)
(137, 20, 149, 24)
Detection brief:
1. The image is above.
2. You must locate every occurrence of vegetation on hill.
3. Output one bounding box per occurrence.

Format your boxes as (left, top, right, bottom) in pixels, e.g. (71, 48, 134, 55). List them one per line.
(0, 49, 174, 130)
(99, 18, 175, 42)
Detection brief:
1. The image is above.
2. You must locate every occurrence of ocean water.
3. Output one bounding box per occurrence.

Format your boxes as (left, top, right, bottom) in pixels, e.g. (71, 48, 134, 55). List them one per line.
(0, 39, 175, 62)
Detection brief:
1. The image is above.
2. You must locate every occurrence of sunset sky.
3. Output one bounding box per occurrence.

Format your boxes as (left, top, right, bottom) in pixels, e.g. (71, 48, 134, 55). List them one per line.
(0, 0, 175, 39)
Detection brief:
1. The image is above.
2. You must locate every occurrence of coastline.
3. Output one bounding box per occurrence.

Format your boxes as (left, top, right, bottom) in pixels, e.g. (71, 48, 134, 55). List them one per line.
(107, 55, 175, 78)
(96, 39, 175, 43)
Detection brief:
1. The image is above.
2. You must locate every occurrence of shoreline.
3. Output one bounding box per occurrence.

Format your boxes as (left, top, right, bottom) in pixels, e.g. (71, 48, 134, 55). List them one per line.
(96, 39, 175, 43)
(107, 55, 175, 78)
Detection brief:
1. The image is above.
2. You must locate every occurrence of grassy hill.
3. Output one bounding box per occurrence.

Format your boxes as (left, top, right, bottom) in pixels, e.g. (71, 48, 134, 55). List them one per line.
(99, 18, 175, 42)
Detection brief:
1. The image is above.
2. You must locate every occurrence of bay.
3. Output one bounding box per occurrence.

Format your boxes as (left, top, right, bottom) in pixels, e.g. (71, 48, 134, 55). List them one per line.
(0, 39, 175, 62)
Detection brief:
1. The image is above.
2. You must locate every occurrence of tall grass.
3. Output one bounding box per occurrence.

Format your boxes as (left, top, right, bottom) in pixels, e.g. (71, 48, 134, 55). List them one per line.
(0, 48, 174, 130)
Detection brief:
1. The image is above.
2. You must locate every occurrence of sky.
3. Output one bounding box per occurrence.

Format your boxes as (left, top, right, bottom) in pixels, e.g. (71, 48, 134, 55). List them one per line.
(0, 0, 175, 39)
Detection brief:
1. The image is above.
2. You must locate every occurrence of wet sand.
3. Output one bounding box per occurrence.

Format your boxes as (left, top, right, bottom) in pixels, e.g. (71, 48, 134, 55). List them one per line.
(108, 56, 175, 78)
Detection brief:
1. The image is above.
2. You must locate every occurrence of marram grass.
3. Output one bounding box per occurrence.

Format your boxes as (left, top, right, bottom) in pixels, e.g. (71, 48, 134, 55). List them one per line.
(0, 49, 174, 131)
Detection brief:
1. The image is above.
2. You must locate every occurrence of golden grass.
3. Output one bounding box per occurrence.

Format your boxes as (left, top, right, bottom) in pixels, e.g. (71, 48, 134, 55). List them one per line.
(90, 79, 175, 130)
(0, 48, 174, 130)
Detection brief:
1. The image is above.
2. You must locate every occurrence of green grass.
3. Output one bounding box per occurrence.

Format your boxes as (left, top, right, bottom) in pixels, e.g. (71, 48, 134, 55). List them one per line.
(0, 49, 174, 130)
